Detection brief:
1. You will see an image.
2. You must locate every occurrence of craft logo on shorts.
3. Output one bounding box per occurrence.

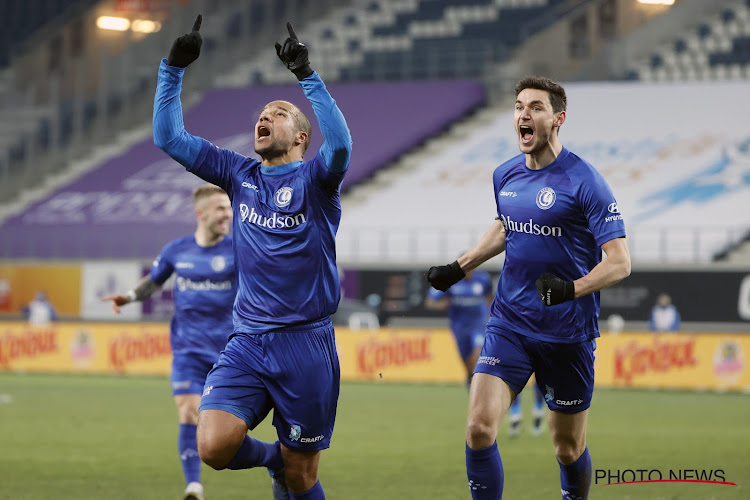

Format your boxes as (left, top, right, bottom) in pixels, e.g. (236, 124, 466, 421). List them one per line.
(536, 187, 556, 210)
(713, 340, 744, 384)
(274, 186, 293, 208)
(210, 255, 226, 272)
(289, 424, 301, 442)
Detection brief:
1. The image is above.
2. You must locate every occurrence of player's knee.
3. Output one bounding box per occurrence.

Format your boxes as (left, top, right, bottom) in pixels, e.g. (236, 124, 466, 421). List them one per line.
(196, 430, 236, 470)
(466, 419, 495, 448)
(284, 467, 318, 493)
(198, 439, 233, 470)
(554, 441, 584, 465)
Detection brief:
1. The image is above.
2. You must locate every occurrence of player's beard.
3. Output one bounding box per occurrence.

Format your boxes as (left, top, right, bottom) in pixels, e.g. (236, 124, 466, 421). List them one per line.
(255, 138, 293, 161)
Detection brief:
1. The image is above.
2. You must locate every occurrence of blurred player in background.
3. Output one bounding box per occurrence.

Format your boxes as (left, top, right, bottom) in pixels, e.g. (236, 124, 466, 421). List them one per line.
(507, 379, 546, 438)
(153, 16, 352, 500)
(427, 76, 630, 500)
(424, 266, 492, 389)
(103, 184, 236, 500)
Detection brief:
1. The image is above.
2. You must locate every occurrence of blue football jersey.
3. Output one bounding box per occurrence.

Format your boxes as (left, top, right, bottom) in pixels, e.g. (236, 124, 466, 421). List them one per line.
(150, 235, 237, 356)
(153, 64, 352, 335)
(489, 147, 626, 343)
(428, 271, 492, 335)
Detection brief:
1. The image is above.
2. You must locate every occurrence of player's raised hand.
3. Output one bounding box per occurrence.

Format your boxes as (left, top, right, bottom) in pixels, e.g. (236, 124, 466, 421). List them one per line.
(426, 261, 465, 292)
(101, 294, 132, 314)
(275, 22, 313, 80)
(167, 14, 203, 68)
(535, 273, 575, 306)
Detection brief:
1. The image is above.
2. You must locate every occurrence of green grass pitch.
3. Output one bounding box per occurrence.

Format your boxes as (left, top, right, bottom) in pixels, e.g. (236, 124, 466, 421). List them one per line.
(0, 373, 748, 499)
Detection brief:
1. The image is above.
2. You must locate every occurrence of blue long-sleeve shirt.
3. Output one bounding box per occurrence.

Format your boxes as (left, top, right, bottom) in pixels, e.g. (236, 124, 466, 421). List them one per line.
(153, 59, 352, 335)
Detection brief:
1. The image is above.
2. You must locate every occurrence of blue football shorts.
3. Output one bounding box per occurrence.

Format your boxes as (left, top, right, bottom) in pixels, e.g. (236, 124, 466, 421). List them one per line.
(474, 325, 596, 414)
(200, 319, 340, 451)
(453, 327, 486, 360)
(171, 352, 219, 396)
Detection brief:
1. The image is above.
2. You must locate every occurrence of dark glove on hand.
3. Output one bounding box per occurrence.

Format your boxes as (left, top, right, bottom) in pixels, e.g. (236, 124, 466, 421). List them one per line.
(275, 22, 313, 80)
(426, 261, 466, 292)
(535, 273, 575, 306)
(167, 14, 203, 68)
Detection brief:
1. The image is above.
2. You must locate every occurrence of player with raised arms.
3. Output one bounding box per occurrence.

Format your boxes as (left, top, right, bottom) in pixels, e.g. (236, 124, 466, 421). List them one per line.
(153, 15, 352, 500)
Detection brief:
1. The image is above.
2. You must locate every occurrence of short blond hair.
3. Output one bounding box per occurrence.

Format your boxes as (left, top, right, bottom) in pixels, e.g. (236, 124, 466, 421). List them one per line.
(192, 184, 227, 206)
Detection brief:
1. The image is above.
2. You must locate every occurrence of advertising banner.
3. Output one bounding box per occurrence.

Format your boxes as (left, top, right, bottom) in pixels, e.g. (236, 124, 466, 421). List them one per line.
(336, 328, 466, 384)
(0, 322, 170, 375)
(1, 323, 747, 392)
(595, 332, 749, 392)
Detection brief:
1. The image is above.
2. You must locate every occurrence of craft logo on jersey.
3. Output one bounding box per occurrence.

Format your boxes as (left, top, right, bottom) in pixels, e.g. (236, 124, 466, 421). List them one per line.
(210, 255, 226, 272)
(274, 186, 293, 208)
(536, 187, 556, 210)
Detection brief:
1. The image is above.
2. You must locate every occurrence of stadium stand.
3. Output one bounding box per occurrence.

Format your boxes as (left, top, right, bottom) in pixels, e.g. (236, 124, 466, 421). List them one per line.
(1, 0, 749, 266)
(628, 0, 750, 81)
(0, 79, 484, 259)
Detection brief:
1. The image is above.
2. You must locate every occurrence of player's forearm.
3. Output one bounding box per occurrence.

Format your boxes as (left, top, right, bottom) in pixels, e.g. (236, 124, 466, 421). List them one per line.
(299, 73, 352, 173)
(130, 276, 161, 302)
(457, 220, 506, 272)
(573, 241, 631, 298)
(153, 59, 203, 168)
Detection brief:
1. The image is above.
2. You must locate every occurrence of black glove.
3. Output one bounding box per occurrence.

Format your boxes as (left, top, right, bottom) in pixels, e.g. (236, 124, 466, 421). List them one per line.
(167, 14, 203, 68)
(535, 273, 575, 306)
(426, 261, 465, 292)
(275, 22, 313, 80)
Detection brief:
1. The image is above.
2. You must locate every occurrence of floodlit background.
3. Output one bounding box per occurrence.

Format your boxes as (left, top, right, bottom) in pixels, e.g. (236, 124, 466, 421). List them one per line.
(0, 0, 749, 498)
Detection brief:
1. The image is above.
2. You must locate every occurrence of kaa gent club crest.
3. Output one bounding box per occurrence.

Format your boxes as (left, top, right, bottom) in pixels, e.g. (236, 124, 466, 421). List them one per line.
(274, 187, 293, 208)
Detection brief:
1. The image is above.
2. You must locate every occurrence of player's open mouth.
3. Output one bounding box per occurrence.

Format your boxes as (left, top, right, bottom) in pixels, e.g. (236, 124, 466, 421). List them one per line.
(520, 125, 534, 144)
(257, 126, 271, 139)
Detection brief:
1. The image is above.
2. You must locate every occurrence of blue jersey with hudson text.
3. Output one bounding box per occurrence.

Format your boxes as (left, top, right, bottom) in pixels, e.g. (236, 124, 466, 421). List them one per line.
(150, 235, 237, 356)
(427, 271, 492, 336)
(490, 147, 626, 343)
(153, 61, 352, 335)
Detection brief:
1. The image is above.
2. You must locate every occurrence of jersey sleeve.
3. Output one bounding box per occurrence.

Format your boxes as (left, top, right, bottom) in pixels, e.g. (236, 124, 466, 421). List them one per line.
(188, 139, 245, 194)
(153, 59, 241, 194)
(579, 169, 626, 247)
(153, 59, 203, 168)
(149, 241, 176, 285)
(299, 72, 352, 190)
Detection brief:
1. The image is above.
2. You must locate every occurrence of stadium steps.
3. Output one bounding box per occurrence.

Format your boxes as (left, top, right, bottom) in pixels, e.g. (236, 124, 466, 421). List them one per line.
(341, 104, 501, 208)
(628, 0, 750, 81)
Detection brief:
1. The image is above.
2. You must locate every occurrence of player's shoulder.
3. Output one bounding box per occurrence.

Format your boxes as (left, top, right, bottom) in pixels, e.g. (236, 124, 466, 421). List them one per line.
(560, 148, 606, 183)
(161, 234, 195, 253)
(493, 153, 525, 181)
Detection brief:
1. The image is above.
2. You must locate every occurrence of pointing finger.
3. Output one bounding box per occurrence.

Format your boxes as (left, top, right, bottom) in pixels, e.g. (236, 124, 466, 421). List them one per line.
(192, 14, 202, 32)
(286, 21, 298, 40)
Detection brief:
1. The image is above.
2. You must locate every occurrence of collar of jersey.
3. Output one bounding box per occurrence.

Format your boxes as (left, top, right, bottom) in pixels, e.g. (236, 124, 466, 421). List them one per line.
(261, 160, 302, 176)
(524, 147, 569, 172)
